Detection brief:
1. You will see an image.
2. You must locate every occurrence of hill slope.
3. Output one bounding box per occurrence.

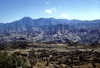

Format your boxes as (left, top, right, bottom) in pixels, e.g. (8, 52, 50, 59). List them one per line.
(0, 17, 100, 44)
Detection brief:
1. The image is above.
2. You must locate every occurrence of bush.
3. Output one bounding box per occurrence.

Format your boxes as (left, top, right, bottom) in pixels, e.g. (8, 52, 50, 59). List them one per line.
(0, 51, 28, 68)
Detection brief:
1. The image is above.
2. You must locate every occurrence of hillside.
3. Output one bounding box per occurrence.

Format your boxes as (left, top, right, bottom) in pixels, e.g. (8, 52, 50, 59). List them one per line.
(0, 17, 100, 44)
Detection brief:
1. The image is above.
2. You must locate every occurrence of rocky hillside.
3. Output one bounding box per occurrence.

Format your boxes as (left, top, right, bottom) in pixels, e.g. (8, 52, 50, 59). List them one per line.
(0, 17, 100, 44)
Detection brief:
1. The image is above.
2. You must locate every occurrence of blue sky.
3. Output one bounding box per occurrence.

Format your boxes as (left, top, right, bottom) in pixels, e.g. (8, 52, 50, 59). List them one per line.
(0, 0, 100, 23)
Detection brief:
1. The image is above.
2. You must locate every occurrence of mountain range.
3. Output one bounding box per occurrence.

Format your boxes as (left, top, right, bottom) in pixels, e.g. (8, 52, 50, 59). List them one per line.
(0, 17, 100, 44)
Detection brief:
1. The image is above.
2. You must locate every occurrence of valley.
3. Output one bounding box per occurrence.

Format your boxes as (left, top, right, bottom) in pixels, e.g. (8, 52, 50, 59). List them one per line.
(1, 42, 100, 68)
(0, 17, 100, 68)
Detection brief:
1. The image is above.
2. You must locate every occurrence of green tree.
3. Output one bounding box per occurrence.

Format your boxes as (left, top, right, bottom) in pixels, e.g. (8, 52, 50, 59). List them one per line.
(0, 51, 28, 68)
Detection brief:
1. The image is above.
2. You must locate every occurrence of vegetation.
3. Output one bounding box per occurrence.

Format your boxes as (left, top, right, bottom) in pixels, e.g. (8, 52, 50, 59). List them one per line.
(0, 41, 100, 68)
(0, 51, 28, 68)
(0, 41, 29, 50)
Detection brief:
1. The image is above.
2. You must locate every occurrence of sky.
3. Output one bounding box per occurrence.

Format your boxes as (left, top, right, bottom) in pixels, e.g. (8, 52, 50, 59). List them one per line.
(0, 0, 100, 23)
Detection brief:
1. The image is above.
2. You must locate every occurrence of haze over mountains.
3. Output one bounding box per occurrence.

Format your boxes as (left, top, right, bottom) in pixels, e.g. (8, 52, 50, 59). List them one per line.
(0, 17, 100, 44)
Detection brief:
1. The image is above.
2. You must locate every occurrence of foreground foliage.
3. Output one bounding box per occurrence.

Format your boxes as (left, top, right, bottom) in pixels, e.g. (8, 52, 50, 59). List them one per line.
(0, 52, 28, 68)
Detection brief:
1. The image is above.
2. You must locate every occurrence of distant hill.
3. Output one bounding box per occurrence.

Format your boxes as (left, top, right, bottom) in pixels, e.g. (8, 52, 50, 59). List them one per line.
(0, 17, 100, 44)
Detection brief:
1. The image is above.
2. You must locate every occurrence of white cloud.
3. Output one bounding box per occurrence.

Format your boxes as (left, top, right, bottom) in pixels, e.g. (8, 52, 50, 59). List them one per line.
(46, 2, 50, 5)
(45, 9, 52, 14)
(45, 8, 57, 14)
(61, 14, 69, 19)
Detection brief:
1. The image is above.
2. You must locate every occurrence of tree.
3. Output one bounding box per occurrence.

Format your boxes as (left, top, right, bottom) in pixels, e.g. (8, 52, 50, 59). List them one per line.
(0, 51, 28, 68)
